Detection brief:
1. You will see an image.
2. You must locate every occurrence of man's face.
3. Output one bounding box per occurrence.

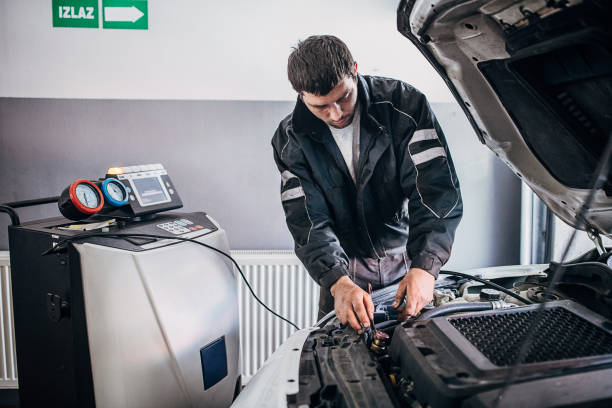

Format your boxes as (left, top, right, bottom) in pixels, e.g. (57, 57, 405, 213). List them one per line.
(301, 75, 359, 129)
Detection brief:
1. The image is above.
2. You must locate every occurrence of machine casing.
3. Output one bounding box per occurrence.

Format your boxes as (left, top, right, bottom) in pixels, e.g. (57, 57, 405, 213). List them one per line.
(8, 211, 240, 407)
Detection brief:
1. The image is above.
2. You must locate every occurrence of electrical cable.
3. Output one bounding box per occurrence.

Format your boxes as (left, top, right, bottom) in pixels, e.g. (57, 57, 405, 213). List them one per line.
(42, 231, 301, 331)
(438, 270, 533, 305)
(492, 134, 612, 408)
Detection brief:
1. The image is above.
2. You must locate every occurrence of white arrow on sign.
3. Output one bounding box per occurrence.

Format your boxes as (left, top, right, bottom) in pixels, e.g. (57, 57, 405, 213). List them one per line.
(104, 6, 144, 23)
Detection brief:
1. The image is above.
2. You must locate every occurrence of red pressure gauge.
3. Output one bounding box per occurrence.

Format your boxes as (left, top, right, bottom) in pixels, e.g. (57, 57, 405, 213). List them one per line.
(58, 179, 105, 220)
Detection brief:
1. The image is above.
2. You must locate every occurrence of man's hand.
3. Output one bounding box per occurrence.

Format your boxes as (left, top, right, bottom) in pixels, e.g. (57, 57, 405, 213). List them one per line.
(330, 276, 374, 332)
(392, 267, 434, 319)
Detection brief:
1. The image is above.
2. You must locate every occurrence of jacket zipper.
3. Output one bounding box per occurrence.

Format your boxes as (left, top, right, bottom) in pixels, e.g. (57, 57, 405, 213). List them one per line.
(357, 121, 385, 259)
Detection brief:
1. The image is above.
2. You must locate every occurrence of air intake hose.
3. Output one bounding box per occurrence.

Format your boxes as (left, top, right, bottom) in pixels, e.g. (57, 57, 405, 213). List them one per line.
(417, 302, 494, 321)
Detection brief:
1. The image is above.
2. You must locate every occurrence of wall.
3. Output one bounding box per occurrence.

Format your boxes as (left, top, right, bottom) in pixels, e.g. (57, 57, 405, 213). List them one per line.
(0, 0, 453, 102)
(0, 98, 521, 270)
(0, 0, 522, 269)
(552, 217, 612, 262)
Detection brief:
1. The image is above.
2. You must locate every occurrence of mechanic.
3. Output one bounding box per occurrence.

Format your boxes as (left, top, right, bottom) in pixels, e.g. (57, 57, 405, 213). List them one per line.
(272, 35, 463, 331)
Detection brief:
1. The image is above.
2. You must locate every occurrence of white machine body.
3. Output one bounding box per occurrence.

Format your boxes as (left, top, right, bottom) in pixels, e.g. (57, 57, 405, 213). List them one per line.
(76, 223, 240, 407)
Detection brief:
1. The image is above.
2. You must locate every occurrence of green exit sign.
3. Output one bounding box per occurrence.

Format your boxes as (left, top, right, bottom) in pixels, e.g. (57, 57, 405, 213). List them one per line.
(52, 0, 148, 30)
(52, 0, 99, 28)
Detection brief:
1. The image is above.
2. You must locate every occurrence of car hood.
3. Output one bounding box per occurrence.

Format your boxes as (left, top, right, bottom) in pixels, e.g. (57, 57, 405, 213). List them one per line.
(397, 0, 612, 236)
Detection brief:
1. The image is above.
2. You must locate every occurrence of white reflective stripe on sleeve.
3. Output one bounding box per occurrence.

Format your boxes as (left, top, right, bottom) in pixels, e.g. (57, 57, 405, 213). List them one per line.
(281, 170, 297, 187)
(411, 147, 446, 165)
(410, 128, 438, 144)
(281, 186, 305, 202)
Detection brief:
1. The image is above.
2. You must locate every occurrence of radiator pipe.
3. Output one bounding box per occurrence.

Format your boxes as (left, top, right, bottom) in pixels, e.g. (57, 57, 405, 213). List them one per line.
(416, 302, 494, 321)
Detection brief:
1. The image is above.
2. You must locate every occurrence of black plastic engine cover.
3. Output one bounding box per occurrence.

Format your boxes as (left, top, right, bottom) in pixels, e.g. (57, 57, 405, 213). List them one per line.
(389, 300, 612, 408)
(290, 325, 395, 407)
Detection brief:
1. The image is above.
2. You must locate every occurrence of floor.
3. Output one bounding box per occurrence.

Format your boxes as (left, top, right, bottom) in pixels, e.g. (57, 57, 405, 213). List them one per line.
(0, 390, 18, 408)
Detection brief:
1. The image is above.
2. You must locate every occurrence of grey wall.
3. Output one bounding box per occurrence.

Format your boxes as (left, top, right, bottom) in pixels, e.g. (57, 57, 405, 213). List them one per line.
(0, 98, 521, 270)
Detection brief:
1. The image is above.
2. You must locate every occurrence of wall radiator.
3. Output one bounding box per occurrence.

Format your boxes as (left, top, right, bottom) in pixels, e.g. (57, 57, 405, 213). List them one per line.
(0, 250, 318, 387)
(232, 250, 319, 383)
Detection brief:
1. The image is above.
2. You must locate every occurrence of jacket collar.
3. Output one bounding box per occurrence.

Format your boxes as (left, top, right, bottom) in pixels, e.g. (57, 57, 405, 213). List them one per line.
(291, 74, 373, 142)
(290, 74, 391, 187)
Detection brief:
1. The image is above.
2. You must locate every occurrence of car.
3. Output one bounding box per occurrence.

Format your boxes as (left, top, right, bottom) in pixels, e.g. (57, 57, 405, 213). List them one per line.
(232, 1, 612, 407)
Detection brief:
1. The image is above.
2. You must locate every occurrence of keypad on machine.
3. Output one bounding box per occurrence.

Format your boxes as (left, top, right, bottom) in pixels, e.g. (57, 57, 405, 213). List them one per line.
(156, 218, 203, 235)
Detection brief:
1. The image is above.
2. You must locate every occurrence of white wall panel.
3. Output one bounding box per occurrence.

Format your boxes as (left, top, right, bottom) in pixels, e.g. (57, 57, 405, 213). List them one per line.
(552, 217, 612, 262)
(0, 0, 454, 102)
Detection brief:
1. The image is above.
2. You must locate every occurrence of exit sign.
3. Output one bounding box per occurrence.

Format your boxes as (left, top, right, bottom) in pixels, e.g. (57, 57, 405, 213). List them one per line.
(102, 0, 148, 30)
(52, 0, 148, 30)
(52, 0, 99, 28)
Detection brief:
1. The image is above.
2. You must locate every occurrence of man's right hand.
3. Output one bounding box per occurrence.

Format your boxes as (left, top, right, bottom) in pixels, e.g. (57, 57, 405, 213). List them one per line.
(330, 276, 374, 332)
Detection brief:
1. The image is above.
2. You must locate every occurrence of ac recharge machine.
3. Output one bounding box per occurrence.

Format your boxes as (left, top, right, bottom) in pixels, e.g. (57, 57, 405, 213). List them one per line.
(4, 164, 241, 407)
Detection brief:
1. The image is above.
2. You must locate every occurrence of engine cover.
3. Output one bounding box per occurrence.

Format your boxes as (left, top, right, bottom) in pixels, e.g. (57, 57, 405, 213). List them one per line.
(389, 300, 612, 407)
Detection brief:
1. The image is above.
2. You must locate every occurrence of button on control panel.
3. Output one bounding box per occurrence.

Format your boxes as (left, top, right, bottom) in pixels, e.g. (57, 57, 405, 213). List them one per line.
(157, 219, 207, 235)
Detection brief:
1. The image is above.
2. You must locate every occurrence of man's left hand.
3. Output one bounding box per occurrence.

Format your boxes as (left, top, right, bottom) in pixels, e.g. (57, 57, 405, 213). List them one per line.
(392, 267, 434, 319)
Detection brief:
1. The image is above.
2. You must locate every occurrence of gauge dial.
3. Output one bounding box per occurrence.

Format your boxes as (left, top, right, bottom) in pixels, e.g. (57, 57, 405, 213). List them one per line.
(75, 183, 100, 208)
(58, 179, 104, 221)
(107, 182, 125, 201)
(101, 178, 129, 207)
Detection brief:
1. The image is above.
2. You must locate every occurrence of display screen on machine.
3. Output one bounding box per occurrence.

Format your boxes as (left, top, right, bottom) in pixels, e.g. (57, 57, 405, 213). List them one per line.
(132, 176, 170, 206)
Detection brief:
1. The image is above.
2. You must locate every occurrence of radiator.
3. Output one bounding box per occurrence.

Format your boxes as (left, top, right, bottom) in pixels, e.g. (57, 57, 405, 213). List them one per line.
(0, 252, 17, 389)
(0, 250, 318, 387)
(231, 250, 319, 383)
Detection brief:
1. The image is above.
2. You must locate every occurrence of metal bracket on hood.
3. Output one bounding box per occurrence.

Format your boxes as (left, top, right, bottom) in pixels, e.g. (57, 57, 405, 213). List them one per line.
(587, 226, 606, 256)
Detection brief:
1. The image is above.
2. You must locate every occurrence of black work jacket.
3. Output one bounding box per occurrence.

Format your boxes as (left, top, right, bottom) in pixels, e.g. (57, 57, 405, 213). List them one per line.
(272, 74, 463, 291)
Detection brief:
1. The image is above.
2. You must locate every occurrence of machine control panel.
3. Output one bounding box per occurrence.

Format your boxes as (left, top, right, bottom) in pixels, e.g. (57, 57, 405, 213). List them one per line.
(22, 212, 218, 252)
(156, 219, 210, 235)
(109, 164, 183, 218)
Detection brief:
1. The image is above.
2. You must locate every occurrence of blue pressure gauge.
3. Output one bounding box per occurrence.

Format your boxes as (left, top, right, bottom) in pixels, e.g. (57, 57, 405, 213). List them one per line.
(100, 178, 130, 207)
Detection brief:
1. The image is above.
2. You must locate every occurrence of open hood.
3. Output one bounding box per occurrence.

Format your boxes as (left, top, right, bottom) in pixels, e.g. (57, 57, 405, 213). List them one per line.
(398, 0, 612, 236)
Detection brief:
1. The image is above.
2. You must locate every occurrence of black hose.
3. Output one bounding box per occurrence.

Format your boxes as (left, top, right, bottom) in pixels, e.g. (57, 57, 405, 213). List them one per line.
(439, 270, 532, 305)
(3, 196, 59, 208)
(416, 301, 493, 320)
(0, 206, 20, 226)
(1, 196, 60, 226)
(375, 319, 403, 331)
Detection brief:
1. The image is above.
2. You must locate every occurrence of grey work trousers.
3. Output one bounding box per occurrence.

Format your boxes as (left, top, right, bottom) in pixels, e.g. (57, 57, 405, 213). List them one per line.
(317, 252, 410, 320)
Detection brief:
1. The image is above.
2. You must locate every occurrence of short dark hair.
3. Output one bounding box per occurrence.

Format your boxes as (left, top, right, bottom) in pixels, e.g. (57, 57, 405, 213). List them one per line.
(287, 35, 355, 95)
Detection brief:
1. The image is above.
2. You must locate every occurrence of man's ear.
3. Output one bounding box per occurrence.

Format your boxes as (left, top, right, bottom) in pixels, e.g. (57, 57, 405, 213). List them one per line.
(353, 61, 358, 75)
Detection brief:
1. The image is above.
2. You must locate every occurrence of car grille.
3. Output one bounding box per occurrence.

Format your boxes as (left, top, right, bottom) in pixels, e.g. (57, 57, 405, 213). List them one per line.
(449, 307, 612, 366)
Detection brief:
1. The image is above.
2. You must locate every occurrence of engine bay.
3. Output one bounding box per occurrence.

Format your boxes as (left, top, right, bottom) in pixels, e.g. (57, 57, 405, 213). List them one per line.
(289, 250, 612, 407)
